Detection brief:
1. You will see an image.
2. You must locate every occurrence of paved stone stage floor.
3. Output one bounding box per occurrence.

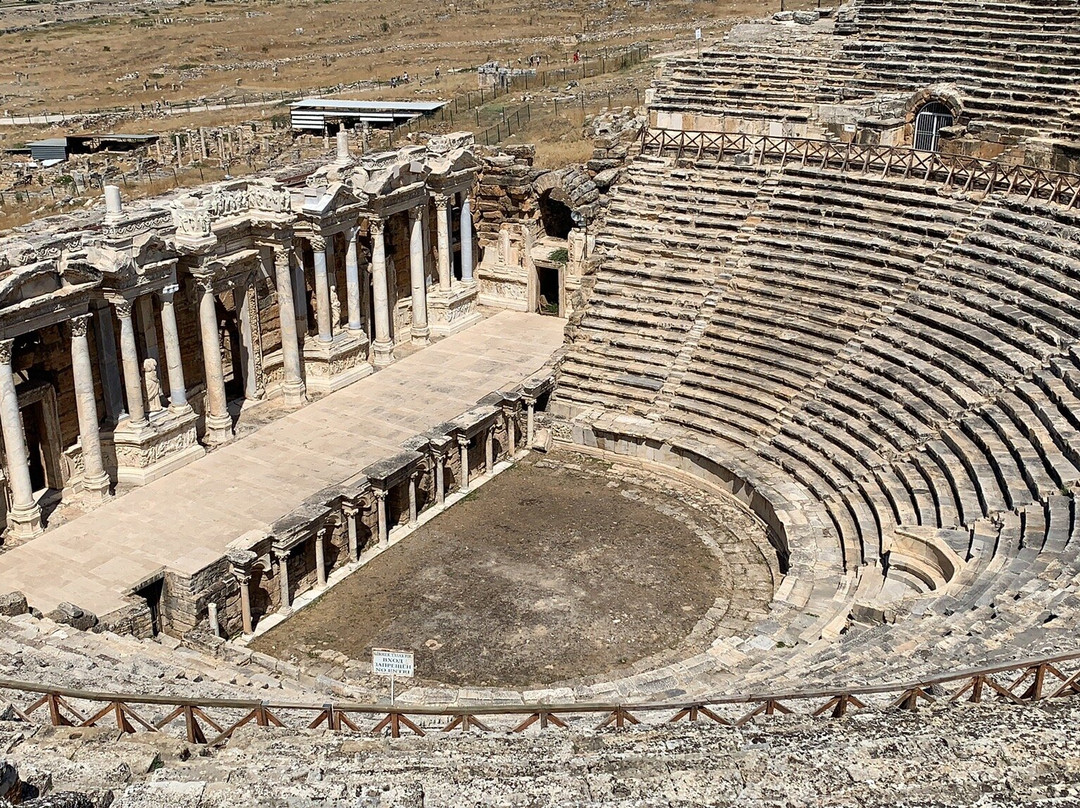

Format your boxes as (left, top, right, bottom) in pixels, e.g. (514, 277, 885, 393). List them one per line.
(0, 311, 566, 618)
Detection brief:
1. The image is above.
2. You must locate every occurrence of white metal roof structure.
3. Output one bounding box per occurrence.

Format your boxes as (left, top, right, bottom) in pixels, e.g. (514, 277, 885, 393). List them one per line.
(290, 99, 447, 131)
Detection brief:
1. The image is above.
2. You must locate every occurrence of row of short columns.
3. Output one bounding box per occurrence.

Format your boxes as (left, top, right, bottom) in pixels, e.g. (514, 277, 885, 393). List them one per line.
(230, 405, 529, 635)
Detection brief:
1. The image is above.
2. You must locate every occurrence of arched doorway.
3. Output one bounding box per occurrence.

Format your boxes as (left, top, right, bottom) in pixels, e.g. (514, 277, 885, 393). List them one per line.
(913, 101, 954, 152)
(538, 191, 574, 239)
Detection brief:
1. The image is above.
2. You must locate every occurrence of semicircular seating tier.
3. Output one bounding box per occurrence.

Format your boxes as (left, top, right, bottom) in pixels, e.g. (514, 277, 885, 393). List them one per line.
(552, 151, 1080, 685)
(651, 0, 1080, 144)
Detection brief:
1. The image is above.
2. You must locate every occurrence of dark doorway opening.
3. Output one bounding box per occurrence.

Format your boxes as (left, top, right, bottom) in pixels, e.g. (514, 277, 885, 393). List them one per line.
(539, 192, 574, 239)
(135, 577, 165, 636)
(537, 265, 561, 316)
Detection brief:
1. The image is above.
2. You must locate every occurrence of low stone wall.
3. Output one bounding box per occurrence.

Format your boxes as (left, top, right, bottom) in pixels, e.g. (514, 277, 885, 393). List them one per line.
(160, 373, 557, 640)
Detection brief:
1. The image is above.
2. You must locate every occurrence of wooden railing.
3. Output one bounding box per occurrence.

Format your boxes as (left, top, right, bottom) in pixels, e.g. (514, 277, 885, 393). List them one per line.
(640, 128, 1080, 208)
(4, 650, 1080, 743)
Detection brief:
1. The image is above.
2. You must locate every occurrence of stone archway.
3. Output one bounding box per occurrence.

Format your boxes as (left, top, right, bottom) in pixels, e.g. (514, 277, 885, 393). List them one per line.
(904, 85, 964, 152)
(532, 168, 600, 232)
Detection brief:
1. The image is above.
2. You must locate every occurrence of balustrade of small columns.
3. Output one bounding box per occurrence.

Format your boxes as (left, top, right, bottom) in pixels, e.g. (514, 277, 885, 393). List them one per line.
(224, 396, 526, 636)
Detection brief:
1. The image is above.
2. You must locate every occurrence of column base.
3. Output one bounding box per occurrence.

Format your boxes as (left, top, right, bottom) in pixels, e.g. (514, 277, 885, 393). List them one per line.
(111, 407, 205, 485)
(411, 325, 431, 346)
(302, 332, 374, 393)
(281, 379, 308, 409)
(81, 471, 112, 503)
(203, 413, 234, 446)
(372, 339, 395, 368)
(6, 502, 43, 543)
(428, 284, 482, 337)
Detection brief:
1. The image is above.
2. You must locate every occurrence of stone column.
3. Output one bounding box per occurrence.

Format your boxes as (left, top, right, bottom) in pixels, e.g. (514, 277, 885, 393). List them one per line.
(344, 502, 360, 561)
(458, 434, 470, 493)
(91, 301, 124, 424)
(344, 227, 363, 335)
(369, 217, 394, 366)
(237, 574, 253, 635)
(0, 340, 42, 540)
(315, 527, 328, 587)
(408, 207, 430, 345)
(275, 550, 291, 612)
(272, 244, 307, 407)
(526, 397, 536, 446)
(485, 426, 495, 476)
(311, 235, 334, 344)
(460, 192, 474, 282)
(292, 241, 309, 337)
(158, 284, 190, 412)
(434, 452, 446, 508)
(408, 471, 419, 526)
(375, 488, 388, 548)
(115, 299, 147, 427)
(435, 195, 452, 292)
(136, 296, 161, 367)
(197, 280, 233, 445)
(504, 407, 517, 456)
(69, 314, 110, 501)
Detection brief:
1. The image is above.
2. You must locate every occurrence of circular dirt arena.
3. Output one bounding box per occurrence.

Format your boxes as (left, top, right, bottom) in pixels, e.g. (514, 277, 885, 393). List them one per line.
(252, 449, 777, 688)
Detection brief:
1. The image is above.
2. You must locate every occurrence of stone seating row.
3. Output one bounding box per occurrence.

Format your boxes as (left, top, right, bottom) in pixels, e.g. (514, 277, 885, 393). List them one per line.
(654, 0, 1080, 139)
(556, 161, 766, 414)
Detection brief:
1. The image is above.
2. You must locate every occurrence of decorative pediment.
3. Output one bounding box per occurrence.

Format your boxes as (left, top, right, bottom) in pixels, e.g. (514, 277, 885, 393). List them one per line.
(302, 181, 369, 216)
(0, 251, 100, 309)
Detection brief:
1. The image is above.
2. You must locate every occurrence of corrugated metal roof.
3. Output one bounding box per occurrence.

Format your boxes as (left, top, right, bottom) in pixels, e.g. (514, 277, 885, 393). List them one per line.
(291, 99, 446, 112)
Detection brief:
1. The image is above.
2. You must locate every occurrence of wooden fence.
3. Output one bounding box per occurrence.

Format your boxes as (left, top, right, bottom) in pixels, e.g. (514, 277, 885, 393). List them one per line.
(641, 129, 1080, 208)
(4, 650, 1080, 744)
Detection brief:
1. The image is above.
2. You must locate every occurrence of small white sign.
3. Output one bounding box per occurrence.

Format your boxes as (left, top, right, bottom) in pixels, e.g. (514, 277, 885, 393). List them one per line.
(372, 648, 415, 677)
(694, 27, 703, 40)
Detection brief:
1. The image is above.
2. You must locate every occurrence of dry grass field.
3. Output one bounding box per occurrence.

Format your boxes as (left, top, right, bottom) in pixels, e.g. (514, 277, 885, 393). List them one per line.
(0, 0, 778, 223)
(0, 0, 773, 119)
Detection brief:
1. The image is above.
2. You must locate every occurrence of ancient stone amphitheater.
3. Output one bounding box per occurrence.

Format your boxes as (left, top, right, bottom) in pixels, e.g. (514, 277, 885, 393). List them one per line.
(5, 0, 1080, 805)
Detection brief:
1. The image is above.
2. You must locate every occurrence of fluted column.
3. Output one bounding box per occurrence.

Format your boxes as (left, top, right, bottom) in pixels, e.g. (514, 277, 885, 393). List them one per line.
(370, 217, 394, 366)
(114, 299, 147, 427)
(197, 279, 233, 445)
(69, 314, 110, 501)
(273, 243, 307, 407)
(526, 397, 536, 447)
(408, 207, 430, 345)
(503, 406, 518, 456)
(0, 340, 42, 540)
(275, 550, 292, 612)
(460, 193, 474, 282)
(344, 502, 360, 561)
(375, 488, 388, 548)
(434, 451, 446, 507)
(408, 470, 419, 526)
(344, 227, 363, 334)
(435, 195, 452, 292)
(236, 573, 253, 635)
(458, 434, 470, 493)
(485, 426, 495, 476)
(315, 527, 328, 587)
(158, 284, 190, 412)
(311, 235, 333, 344)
